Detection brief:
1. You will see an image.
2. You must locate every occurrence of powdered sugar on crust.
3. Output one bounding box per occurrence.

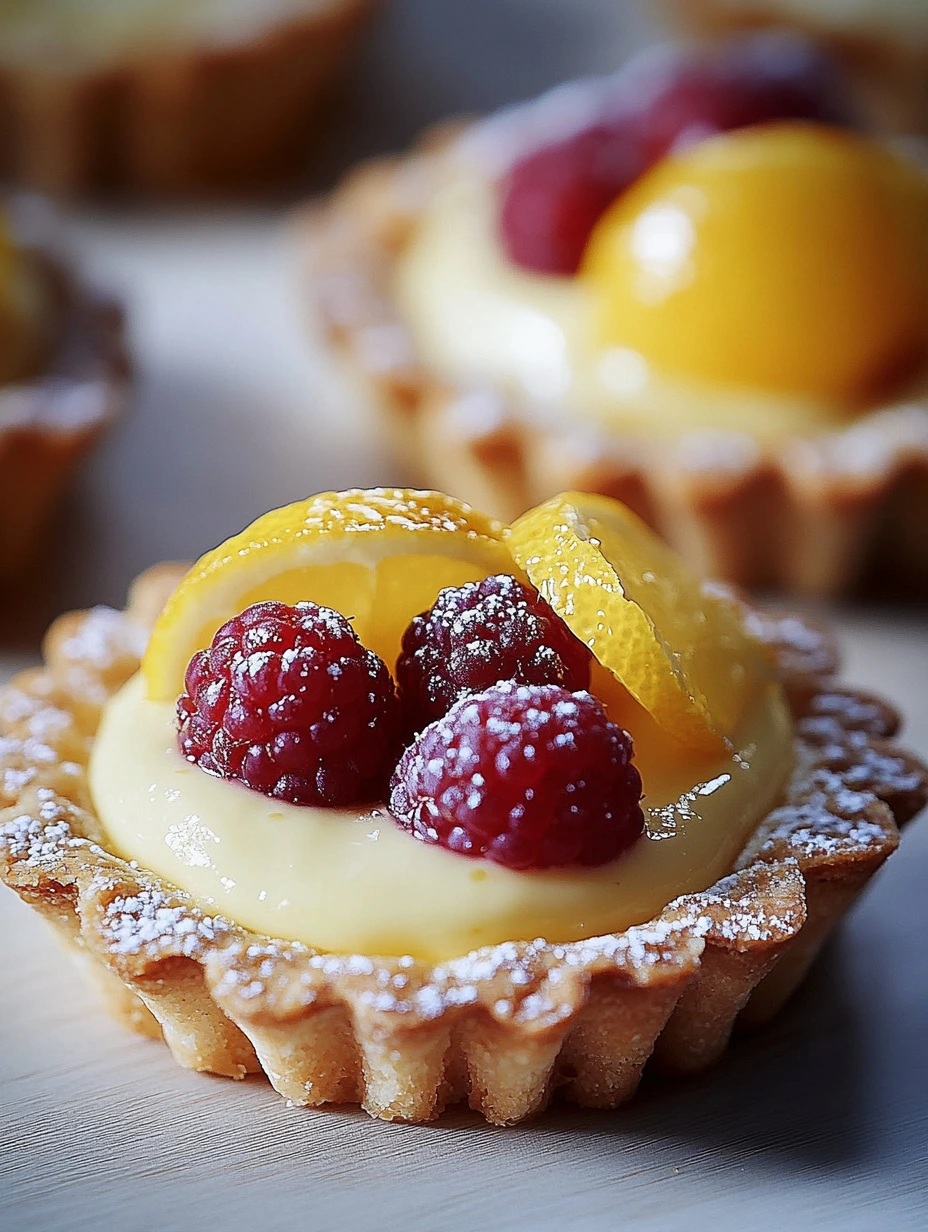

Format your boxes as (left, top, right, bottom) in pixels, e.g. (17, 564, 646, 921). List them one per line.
(665, 862, 805, 949)
(0, 573, 925, 1111)
(0, 728, 87, 810)
(99, 884, 227, 960)
(59, 607, 146, 669)
(1, 811, 74, 865)
(207, 915, 706, 1029)
(799, 688, 899, 742)
(47, 606, 148, 707)
(738, 802, 898, 870)
(741, 608, 839, 682)
(0, 786, 100, 865)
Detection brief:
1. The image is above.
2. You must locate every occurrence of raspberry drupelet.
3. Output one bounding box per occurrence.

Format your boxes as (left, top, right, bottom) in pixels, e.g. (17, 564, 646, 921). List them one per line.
(396, 573, 591, 734)
(177, 600, 400, 807)
(389, 681, 644, 871)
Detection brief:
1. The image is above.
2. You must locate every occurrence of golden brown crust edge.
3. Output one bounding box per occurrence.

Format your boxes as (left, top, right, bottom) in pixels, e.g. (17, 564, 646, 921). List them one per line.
(1, 565, 925, 1123)
(301, 136, 928, 599)
(0, 0, 375, 197)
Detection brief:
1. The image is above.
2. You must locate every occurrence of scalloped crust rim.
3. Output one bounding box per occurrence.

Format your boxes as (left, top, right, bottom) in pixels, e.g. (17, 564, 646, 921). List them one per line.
(0, 565, 925, 1123)
(0, 0, 376, 197)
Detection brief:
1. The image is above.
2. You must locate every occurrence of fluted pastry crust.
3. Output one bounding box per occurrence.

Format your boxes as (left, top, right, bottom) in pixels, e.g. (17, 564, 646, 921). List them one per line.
(0, 0, 375, 197)
(0, 565, 924, 1123)
(302, 132, 928, 598)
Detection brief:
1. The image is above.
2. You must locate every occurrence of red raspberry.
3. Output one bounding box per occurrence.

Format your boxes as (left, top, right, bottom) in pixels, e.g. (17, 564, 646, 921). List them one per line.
(389, 682, 644, 871)
(176, 600, 400, 807)
(396, 573, 591, 733)
(499, 120, 645, 276)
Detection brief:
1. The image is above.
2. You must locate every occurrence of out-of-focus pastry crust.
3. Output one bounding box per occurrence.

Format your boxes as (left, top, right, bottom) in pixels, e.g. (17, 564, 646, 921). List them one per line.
(0, 0, 375, 197)
(301, 134, 928, 598)
(0, 210, 128, 578)
(1, 565, 924, 1123)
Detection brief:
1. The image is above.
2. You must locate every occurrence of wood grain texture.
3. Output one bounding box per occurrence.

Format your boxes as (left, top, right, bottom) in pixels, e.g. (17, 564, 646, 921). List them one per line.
(1, 2, 926, 1228)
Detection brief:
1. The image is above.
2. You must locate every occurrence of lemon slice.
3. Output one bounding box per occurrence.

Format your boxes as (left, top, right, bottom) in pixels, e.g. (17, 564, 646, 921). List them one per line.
(508, 493, 766, 754)
(143, 488, 512, 702)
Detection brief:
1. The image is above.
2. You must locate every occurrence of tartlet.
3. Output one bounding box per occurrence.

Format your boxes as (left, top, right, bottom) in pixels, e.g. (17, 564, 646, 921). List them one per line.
(1, 487, 924, 1125)
(304, 40, 928, 597)
(0, 0, 376, 196)
(0, 196, 128, 579)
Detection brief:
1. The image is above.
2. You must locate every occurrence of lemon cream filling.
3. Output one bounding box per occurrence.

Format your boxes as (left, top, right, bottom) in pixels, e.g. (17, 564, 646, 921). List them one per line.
(394, 155, 924, 440)
(90, 672, 793, 962)
(394, 169, 849, 440)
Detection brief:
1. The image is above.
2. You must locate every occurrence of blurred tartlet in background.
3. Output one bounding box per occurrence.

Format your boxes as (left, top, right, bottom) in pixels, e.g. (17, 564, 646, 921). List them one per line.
(654, 0, 928, 135)
(306, 35, 928, 598)
(0, 0, 376, 197)
(0, 197, 128, 577)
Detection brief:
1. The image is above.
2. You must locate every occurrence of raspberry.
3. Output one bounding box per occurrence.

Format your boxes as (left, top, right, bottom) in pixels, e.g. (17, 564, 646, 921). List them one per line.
(499, 121, 644, 276)
(389, 682, 644, 871)
(396, 573, 591, 733)
(176, 600, 400, 807)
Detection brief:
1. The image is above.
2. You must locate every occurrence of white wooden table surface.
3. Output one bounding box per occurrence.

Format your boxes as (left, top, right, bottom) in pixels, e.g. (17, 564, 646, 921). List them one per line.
(1, 3, 927, 1229)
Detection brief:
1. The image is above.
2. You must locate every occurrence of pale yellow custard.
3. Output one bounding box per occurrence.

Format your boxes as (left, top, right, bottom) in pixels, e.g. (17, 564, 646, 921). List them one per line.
(90, 672, 793, 962)
(394, 165, 855, 442)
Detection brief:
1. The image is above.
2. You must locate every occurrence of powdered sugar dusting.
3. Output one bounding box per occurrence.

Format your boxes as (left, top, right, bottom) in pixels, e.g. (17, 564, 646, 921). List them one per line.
(0, 568, 925, 1065)
(0, 784, 95, 867)
(744, 804, 894, 865)
(0, 812, 75, 864)
(60, 606, 147, 670)
(0, 731, 85, 806)
(820, 732, 924, 798)
(799, 689, 896, 742)
(101, 885, 226, 959)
